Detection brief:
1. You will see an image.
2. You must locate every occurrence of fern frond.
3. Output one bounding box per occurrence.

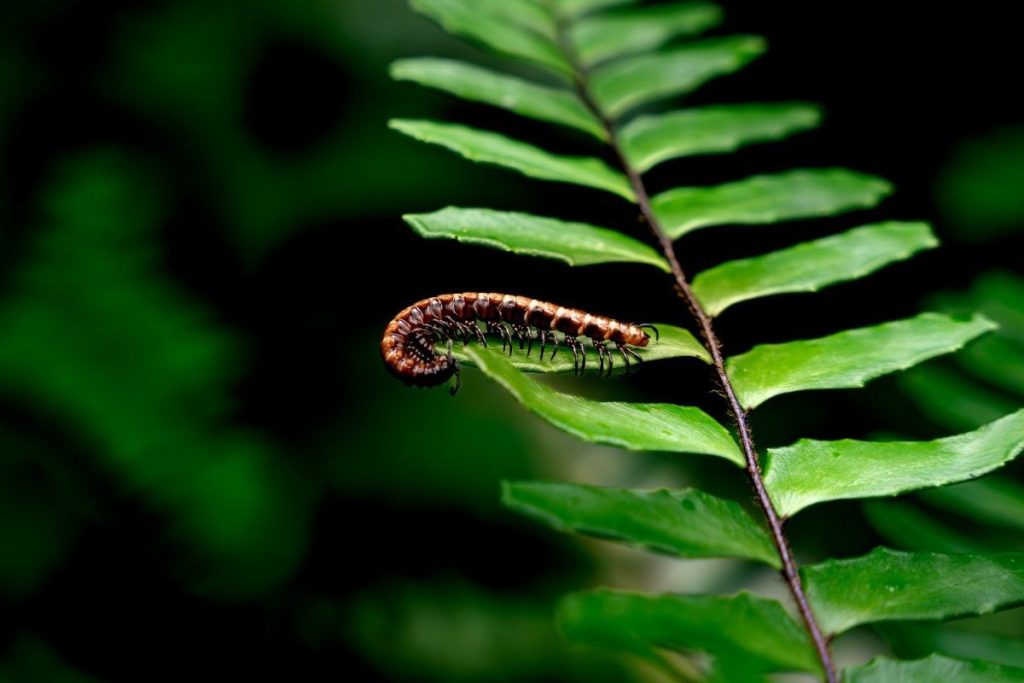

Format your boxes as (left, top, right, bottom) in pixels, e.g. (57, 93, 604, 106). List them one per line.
(390, 1, 1015, 678)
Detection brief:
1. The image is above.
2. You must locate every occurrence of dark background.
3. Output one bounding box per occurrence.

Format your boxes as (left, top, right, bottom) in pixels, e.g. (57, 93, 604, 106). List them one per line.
(0, 1, 1021, 681)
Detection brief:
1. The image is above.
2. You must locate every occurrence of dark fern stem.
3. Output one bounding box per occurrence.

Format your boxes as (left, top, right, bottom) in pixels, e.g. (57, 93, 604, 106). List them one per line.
(547, 7, 840, 682)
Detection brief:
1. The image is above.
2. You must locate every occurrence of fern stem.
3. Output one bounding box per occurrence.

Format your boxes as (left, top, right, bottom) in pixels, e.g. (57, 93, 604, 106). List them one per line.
(548, 9, 838, 682)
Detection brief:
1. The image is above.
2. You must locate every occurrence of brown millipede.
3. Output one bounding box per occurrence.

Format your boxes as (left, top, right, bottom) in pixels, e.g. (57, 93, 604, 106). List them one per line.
(380, 293, 657, 395)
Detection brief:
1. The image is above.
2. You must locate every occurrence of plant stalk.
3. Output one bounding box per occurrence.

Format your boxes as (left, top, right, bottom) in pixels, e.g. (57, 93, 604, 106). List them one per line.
(549, 10, 838, 682)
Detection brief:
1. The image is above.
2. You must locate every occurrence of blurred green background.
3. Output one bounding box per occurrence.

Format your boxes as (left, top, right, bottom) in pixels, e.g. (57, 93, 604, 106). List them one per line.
(0, 1, 1021, 681)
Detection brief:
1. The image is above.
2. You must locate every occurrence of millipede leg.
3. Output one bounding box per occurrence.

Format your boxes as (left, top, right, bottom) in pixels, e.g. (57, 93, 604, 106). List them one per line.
(486, 322, 500, 349)
(549, 333, 559, 361)
(565, 336, 584, 375)
(487, 321, 511, 352)
(449, 358, 462, 396)
(513, 324, 528, 350)
(617, 343, 632, 374)
(526, 327, 534, 356)
(446, 317, 463, 334)
(624, 346, 643, 368)
(602, 343, 613, 377)
(469, 322, 487, 347)
(566, 336, 580, 375)
(592, 339, 606, 376)
(454, 322, 473, 345)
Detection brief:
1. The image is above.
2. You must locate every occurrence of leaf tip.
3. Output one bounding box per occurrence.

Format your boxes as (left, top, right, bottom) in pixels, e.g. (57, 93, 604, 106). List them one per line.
(972, 312, 1000, 333)
(802, 101, 825, 124)
(740, 33, 769, 57)
(874, 176, 896, 197)
(499, 479, 518, 505)
(387, 59, 409, 80)
(400, 212, 427, 233)
(940, 310, 1000, 336)
(387, 117, 412, 132)
(916, 221, 941, 247)
(824, 167, 894, 197)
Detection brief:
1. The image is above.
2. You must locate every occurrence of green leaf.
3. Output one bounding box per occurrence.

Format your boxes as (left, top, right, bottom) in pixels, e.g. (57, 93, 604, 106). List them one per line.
(933, 272, 1024, 348)
(727, 312, 997, 409)
(957, 335, 1024, 397)
(570, 2, 723, 66)
(473, 0, 558, 37)
(620, 103, 821, 173)
(654, 168, 892, 239)
(389, 120, 634, 199)
(920, 476, 1024, 534)
(463, 346, 742, 464)
(403, 207, 668, 271)
(502, 482, 778, 565)
(692, 222, 936, 317)
(762, 410, 1024, 517)
(0, 154, 311, 597)
(877, 622, 1024, 670)
(349, 580, 617, 682)
(900, 365, 1018, 431)
(934, 272, 1024, 344)
(846, 655, 1024, 682)
(410, 0, 569, 75)
(390, 59, 604, 139)
(707, 659, 769, 683)
(558, 590, 820, 674)
(590, 35, 766, 119)
(972, 272, 1024, 342)
(804, 548, 1024, 634)
(864, 501, 985, 554)
(553, 0, 640, 20)
(453, 323, 709, 373)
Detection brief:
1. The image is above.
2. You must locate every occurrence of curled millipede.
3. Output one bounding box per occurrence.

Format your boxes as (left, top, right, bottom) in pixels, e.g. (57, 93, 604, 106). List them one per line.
(380, 293, 658, 395)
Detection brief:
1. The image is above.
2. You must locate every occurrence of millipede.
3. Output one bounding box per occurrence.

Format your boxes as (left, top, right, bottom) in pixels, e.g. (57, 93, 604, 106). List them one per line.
(380, 293, 658, 395)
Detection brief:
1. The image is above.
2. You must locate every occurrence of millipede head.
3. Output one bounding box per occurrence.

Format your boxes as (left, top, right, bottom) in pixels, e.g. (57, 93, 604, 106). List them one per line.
(638, 323, 660, 341)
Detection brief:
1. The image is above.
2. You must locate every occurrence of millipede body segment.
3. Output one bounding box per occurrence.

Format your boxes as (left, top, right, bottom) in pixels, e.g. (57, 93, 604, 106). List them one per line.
(380, 293, 654, 394)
